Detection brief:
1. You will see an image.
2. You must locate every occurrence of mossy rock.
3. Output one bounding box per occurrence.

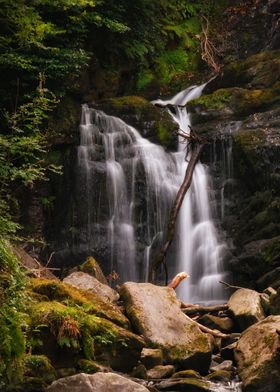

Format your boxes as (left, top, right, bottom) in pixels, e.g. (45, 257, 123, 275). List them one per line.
(172, 369, 202, 379)
(22, 354, 56, 390)
(206, 370, 233, 381)
(188, 86, 280, 117)
(28, 278, 129, 328)
(28, 300, 145, 372)
(94, 96, 178, 149)
(78, 256, 108, 285)
(77, 359, 107, 374)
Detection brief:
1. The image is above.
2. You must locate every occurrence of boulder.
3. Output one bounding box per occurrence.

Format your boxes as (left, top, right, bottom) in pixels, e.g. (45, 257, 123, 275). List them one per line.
(79, 256, 108, 285)
(120, 283, 211, 373)
(228, 288, 265, 330)
(234, 315, 280, 392)
(47, 372, 150, 392)
(63, 272, 119, 302)
(140, 348, 163, 369)
(147, 365, 175, 379)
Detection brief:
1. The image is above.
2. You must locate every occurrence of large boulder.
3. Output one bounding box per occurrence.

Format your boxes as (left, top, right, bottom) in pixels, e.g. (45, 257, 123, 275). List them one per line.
(228, 288, 265, 331)
(47, 372, 150, 392)
(234, 315, 280, 392)
(63, 271, 119, 302)
(120, 282, 211, 373)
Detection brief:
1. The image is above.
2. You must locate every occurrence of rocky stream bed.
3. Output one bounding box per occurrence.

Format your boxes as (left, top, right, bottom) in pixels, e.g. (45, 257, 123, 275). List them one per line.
(15, 252, 280, 392)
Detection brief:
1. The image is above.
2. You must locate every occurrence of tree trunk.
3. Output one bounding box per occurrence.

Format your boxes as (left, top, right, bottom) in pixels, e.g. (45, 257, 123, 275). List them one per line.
(149, 142, 204, 283)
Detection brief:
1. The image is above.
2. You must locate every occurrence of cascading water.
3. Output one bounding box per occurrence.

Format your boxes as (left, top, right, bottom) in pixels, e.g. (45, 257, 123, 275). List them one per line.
(153, 85, 227, 303)
(77, 84, 228, 304)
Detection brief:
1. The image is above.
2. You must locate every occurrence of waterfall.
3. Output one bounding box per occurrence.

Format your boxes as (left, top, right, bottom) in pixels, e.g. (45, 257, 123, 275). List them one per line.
(77, 84, 228, 304)
(153, 85, 227, 304)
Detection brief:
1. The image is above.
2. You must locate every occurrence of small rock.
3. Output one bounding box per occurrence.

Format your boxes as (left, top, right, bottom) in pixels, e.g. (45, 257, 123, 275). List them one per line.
(47, 372, 150, 392)
(228, 288, 265, 330)
(63, 271, 119, 302)
(147, 365, 175, 379)
(130, 364, 147, 380)
(206, 370, 233, 382)
(155, 377, 211, 391)
(210, 360, 233, 373)
(260, 293, 270, 314)
(140, 348, 163, 369)
(171, 369, 202, 379)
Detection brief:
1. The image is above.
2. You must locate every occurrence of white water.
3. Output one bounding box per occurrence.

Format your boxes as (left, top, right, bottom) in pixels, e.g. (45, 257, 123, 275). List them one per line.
(78, 84, 227, 303)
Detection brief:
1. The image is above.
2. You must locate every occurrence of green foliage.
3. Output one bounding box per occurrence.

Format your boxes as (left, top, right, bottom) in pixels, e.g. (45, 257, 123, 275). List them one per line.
(0, 239, 26, 388)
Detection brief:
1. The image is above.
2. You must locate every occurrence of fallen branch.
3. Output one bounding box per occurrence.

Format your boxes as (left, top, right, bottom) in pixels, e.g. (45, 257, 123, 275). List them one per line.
(148, 142, 204, 283)
(184, 313, 229, 339)
(219, 281, 245, 290)
(168, 272, 189, 289)
(182, 304, 228, 316)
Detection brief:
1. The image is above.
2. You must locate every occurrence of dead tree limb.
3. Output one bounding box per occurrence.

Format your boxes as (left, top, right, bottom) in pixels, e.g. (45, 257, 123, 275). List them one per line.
(149, 142, 204, 283)
(219, 281, 245, 290)
(182, 304, 228, 316)
(168, 272, 190, 289)
(183, 313, 229, 339)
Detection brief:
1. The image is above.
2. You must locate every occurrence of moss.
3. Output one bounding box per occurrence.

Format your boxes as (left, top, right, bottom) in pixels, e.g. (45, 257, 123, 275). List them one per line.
(188, 88, 232, 110)
(232, 88, 279, 116)
(262, 237, 280, 264)
(77, 359, 103, 374)
(107, 96, 150, 109)
(137, 70, 155, 91)
(206, 370, 233, 381)
(29, 278, 129, 328)
(28, 300, 144, 367)
(23, 354, 56, 384)
(172, 369, 202, 379)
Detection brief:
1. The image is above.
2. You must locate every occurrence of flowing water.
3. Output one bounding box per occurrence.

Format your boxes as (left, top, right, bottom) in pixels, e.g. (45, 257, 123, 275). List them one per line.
(78, 84, 228, 303)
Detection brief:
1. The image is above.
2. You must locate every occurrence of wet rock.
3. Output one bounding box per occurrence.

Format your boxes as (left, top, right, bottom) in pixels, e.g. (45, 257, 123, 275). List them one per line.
(228, 288, 265, 330)
(171, 369, 202, 379)
(63, 271, 119, 302)
(210, 360, 233, 373)
(140, 348, 163, 369)
(206, 370, 233, 382)
(47, 372, 150, 392)
(155, 377, 211, 391)
(198, 314, 234, 333)
(93, 96, 178, 150)
(147, 365, 175, 379)
(78, 256, 108, 285)
(120, 282, 211, 373)
(234, 315, 280, 392)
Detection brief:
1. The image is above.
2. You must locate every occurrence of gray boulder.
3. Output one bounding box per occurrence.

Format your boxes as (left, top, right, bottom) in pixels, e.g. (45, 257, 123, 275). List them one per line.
(228, 288, 265, 330)
(234, 315, 280, 392)
(47, 372, 150, 392)
(120, 282, 211, 373)
(63, 271, 119, 302)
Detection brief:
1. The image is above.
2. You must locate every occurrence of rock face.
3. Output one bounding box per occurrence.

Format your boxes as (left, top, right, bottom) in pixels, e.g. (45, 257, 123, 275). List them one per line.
(63, 271, 119, 302)
(228, 288, 265, 330)
(234, 316, 280, 392)
(47, 372, 150, 392)
(120, 282, 211, 373)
